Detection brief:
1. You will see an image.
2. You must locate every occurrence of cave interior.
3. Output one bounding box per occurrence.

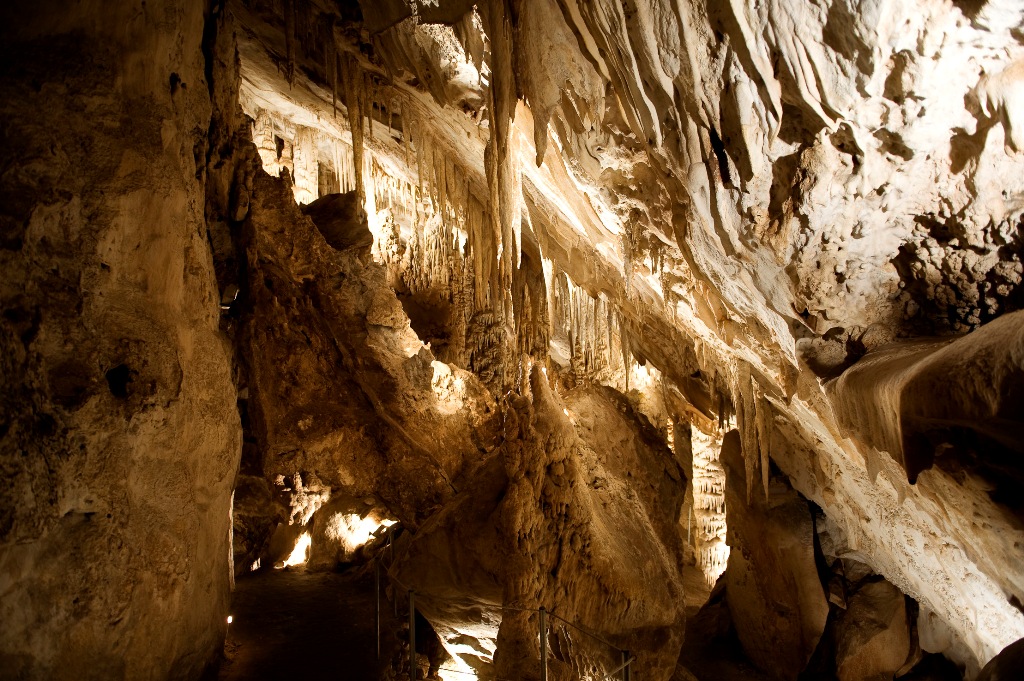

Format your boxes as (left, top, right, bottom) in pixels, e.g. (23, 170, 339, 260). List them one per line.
(1, 1, 1024, 680)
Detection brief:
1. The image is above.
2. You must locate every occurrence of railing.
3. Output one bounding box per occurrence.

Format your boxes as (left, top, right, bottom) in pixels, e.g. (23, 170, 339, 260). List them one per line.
(376, 541, 634, 681)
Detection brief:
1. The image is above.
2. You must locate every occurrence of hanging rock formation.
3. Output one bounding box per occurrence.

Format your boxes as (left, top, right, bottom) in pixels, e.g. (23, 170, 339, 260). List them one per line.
(2, 0, 1024, 680)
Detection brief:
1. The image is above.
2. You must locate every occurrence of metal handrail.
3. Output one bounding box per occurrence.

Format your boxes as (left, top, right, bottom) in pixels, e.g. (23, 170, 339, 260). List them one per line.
(381, 554, 634, 681)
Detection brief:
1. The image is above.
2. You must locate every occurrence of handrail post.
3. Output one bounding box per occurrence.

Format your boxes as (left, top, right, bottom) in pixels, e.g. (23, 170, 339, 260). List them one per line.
(375, 560, 381, 661)
(539, 607, 548, 681)
(409, 591, 416, 681)
(622, 650, 631, 681)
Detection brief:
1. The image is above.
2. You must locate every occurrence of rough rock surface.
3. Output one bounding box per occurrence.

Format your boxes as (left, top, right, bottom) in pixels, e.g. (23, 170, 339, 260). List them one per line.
(300, 191, 372, 252)
(829, 309, 1024, 484)
(834, 579, 911, 681)
(390, 375, 688, 680)
(4, 0, 1024, 678)
(222, 1, 1024, 670)
(0, 2, 241, 678)
(722, 431, 829, 680)
(241, 169, 501, 527)
(976, 637, 1024, 681)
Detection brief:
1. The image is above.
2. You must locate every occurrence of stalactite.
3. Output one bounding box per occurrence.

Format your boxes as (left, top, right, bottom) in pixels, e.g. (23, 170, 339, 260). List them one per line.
(691, 428, 729, 586)
(400, 106, 411, 168)
(328, 37, 337, 118)
(482, 0, 522, 311)
(364, 72, 373, 140)
(733, 361, 769, 504)
(340, 53, 365, 210)
(755, 394, 772, 500)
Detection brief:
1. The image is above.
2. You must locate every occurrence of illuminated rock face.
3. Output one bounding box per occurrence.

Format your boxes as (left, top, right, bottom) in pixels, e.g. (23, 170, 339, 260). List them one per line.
(0, 2, 241, 678)
(3, 0, 1024, 680)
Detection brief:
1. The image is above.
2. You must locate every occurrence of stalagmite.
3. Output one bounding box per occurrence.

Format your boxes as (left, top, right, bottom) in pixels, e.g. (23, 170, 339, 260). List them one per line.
(12, 1, 1024, 679)
(252, 109, 278, 170)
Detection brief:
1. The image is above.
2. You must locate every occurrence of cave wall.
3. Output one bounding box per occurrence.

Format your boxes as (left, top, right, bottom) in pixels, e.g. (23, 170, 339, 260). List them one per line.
(0, 1, 241, 678)
(1, 0, 1023, 678)
(228, 0, 1024, 674)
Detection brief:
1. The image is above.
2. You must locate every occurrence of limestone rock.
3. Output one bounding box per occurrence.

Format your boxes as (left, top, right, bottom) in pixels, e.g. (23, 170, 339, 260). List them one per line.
(242, 170, 501, 527)
(977, 637, 1024, 681)
(723, 432, 829, 680)
(0, 2, 241, 677)
(828, 310, 1024, 483)
(307, 497, 392, 570)
(390, 373, 688, 681)
(300, 192, 372, 252)
(834, 579, 911, 681)
(232, 473, 286, 576)
(5, 0, 1024, 677)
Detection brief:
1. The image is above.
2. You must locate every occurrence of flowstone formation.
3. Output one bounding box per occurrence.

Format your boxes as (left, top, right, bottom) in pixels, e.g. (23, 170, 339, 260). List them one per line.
(224, 0, 1024, 676)
(2, 0, 1024, 680)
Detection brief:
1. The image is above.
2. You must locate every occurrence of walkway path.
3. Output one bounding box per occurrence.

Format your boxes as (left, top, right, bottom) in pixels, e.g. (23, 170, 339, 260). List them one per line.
(217, 567, 383, 681)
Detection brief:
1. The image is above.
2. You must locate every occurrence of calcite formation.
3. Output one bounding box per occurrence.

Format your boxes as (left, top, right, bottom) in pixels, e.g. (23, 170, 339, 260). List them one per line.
(2, 0, 1024, 680)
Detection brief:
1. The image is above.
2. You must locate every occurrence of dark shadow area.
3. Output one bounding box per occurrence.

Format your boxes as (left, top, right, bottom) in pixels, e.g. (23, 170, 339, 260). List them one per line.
(398, 291, 453, 358)
(950, 0, 988, 21)
(217, 567, 393, 681)
(676, 582, 773, 681)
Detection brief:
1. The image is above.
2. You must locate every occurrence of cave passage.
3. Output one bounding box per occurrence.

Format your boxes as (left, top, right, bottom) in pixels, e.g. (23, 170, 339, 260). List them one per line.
(218, 568, 384, 681)
(2, 1, 1023, 680)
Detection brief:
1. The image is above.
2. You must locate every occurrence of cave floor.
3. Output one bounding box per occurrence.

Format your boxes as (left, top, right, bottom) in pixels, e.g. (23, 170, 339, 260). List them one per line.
(217, 566, 393, 681)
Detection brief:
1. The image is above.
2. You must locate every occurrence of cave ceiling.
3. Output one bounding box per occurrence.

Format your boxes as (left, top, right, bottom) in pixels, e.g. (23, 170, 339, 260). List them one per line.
(229, 0, 1024, 670)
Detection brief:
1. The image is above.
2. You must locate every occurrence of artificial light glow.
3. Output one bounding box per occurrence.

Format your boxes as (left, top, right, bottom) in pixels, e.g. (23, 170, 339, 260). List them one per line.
(226, 615, 233, 624)
(282, 532, 312, 567)
(431, 361, 467, 414)
(326, 513, 396, 554)
(437, 658, 480, 681)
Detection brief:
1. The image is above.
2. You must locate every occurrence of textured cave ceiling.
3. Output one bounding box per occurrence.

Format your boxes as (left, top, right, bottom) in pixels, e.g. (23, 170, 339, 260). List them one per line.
(0, 0, 1023, 680)
(229, 0, 1024, 669)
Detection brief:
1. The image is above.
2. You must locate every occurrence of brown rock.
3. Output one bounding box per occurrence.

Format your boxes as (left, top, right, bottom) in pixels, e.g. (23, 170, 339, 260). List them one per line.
(300, 192, 372, 252)
(977, 637, 1024, 681)
(834, 579, 911, 681)
(0, 2, 241, 677)
(390, 374, 688, 681)
(723, 431, 829, 680)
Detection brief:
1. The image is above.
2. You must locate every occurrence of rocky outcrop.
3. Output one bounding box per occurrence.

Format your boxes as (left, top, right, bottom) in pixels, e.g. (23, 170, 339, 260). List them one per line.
(722, 432, 829, 680)
(976, 637, 1024, 681)
(222, 1, 1024, 668)
(389, 375, 688, 681)
(4, 0, 1024, 678)
(834, 579, 911, 681)
(241, 168, 501, 527)
(829, 309, 1024, 485)
(301, 192, 372, 252)
(0, 2, 241, 678)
